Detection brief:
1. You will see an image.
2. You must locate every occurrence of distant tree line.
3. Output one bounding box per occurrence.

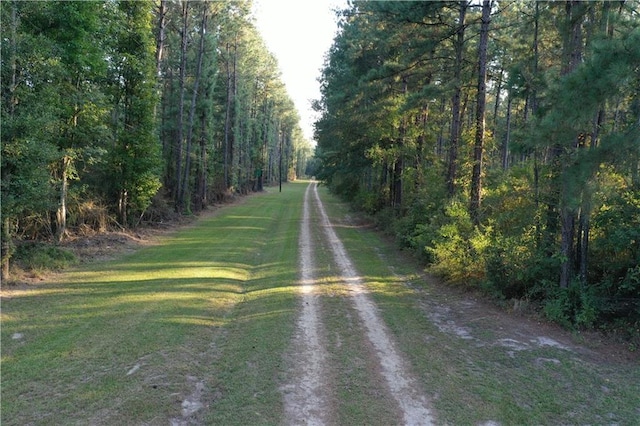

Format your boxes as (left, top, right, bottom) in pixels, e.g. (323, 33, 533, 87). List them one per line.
(1, 0, 312, 279)
(315, 1, 640, 329)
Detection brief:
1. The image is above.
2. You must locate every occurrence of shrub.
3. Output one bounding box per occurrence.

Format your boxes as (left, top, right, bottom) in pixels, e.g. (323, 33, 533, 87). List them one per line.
(427, 200, 487, 286)
(68, 199, 110, 234)
(482, 228, 559, 301)
(392, 179, 448, 263)
(588, 186, 640, 325)
(354, 189, 386, 215)
(541, 280, 600, 329)
(15, 242, 77, 273)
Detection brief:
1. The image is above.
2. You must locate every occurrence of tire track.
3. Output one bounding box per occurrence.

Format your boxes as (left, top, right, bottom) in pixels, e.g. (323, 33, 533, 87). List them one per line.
(282, 182, 330, 425)
(284, 181, 434, 425)
(311, 182, 434, 426)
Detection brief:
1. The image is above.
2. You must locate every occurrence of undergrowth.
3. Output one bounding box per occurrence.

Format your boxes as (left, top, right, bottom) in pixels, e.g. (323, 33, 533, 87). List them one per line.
(330, 169, 640, 341)
(14, 242, 77, 274)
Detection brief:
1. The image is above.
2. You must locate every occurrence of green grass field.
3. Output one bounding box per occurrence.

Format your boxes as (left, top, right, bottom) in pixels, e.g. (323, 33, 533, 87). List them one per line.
(1, 183, 306, 425)
(2, 181, 639, 425)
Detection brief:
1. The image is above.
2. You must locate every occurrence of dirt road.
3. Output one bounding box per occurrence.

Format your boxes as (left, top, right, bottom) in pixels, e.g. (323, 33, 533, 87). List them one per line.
(284, 182, 434, 425)
(281, 182, 331, 425)
(4, 181, 637, 425)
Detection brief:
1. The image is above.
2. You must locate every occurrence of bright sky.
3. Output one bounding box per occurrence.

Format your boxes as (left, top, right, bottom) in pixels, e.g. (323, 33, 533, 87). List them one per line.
(252, 0, 348, 143)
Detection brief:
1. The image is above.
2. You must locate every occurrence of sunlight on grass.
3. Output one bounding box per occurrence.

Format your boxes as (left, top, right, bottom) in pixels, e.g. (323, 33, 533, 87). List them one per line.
(164, 316, 225, 327)
(1, 287, 70, 298)
(2, 182, 308, 425)
(227, 215, 272, 220)
(112, 291, 235, 305)
(220, 226, 267, 231)
(235, 309, 295, 323)
(366, 278, 418, 298)
(62, 262, 251, 283)
(246, 285, 299, 297)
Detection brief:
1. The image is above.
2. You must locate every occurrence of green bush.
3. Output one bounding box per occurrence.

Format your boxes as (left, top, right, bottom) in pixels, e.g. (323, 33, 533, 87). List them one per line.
(15, 242, 77, 272)
(392, 205, 441, 263)
(542, 289, 573, 328)
(482, 228, 560, 301)
(392, 181, 448, 263)
(541, 280, 600, 329)
(427, 200, 487, 286)
(332, 163, 639, 332)
(406, 222, 440, 264)
(354, 189, 386, 215)
(589, 186, 640, 324)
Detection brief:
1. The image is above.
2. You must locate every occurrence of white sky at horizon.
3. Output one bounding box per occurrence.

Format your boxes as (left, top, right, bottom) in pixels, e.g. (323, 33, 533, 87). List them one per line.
(252, 0, 348, 144)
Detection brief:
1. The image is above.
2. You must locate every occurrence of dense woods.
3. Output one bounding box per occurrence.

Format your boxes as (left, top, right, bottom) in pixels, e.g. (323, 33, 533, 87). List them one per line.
(315, 1, 640, 330)
(2, 0, 639, 333)
(1, 1, 311, 279)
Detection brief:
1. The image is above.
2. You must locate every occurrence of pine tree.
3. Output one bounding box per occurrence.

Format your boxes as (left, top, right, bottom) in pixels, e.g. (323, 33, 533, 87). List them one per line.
(109, 0, 161, 225)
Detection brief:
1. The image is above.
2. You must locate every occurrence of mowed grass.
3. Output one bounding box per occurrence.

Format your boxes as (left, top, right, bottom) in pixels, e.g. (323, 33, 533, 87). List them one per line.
(316, 185, 640, 425)
(1, 182, 307, 425)
(4, 181, 639, 425)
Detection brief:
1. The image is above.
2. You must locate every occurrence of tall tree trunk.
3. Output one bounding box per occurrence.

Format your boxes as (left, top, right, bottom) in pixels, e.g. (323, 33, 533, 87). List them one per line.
(577, 186, 591, 284)
(1, 216, 12, 281)
(258, 101, 270, 191)
(153, 0, 167, 124)
(393, 77, 408, 210)
(492, 66, 503, 128)
(575, 0, 621, 284)
(532, 0, 542, 244)
(577, 0, 607, 282)
(162, 67, 174, 192)
(174, 1, 188, 212)
(279, 126, 283, 193)
(531, 1, 540, 117)
(392, 156, 403, 209)
(415, 106, 428, 190)
(470, 0, 491, 226)
(56, 155, 71, 242)
(559, 209, 575, 288)
(223, 44, 231, 190)
(179, 5, 207, 211)
(436, 98, 446, 158)
(223, 37, 237, 191)
(502, 95, 512, 170)
(558, 0, 585, 288)
(56, 85, 80, 240)
(118, 189, 128, 226)
(155, 0, 167, 78)
(2, 1, 19, 279)
(9, 0, 18, 118)
(231, 37, 238, 190)
(195, 109, 207, 212)
(446, 1, 467, 197)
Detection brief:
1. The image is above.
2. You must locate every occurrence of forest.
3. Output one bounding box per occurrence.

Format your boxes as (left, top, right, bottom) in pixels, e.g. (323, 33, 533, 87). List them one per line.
(314, 1, 640, 331)
(2, 1, 312, 278)
(2, 0, 639, 334)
